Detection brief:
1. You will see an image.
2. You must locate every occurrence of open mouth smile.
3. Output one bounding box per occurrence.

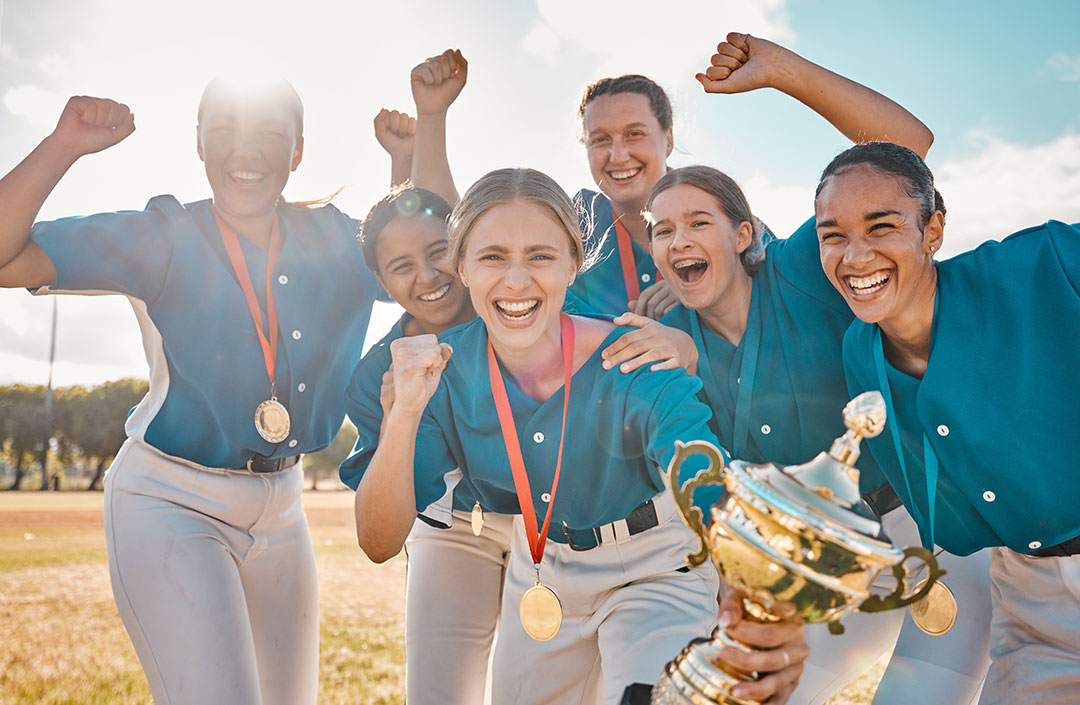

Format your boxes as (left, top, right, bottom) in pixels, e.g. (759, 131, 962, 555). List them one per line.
(493, 298, 540, 322)
(844, 270, 891, 297)
(418, 283, 451, 303)
(229, 170, 266, 187)
(673, 258, 708, 285)
(608, 167, 642, 183)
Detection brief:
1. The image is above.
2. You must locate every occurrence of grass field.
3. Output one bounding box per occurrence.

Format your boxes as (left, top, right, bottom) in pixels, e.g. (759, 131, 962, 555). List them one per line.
(0, 491, 883, 704)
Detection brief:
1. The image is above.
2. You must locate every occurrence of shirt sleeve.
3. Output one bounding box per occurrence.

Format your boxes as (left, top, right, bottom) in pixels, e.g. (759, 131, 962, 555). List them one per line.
(339, 353, 390, 491)
(413, 396, 463, 527)
(769, 216, 849, 314)
(635, 369, 730, 519)
(1048, 220, 1080, 297)
(30, 195, 180, 301)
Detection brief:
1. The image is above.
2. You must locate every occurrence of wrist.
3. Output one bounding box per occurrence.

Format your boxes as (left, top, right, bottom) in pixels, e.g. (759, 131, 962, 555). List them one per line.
(38, 134, 83, 168)
(768, 46, 807, 96)
(414, 109, 449, 122)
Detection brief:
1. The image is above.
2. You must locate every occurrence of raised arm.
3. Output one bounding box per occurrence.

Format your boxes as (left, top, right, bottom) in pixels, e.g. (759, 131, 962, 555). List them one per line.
(353, 335, 452, 562)
(698, 33, 933, 158)
(410, 49, 468, 205)
(373, 108, 415, 187)
(0, 96, 135, 289)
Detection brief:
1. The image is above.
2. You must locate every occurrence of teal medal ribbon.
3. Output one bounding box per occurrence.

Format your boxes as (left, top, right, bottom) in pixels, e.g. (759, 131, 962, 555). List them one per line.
(689, 285, 761, 459)
(872, 329, 939, 550)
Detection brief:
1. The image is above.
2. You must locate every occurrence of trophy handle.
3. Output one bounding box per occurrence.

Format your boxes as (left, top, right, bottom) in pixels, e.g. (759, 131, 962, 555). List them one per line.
(859, 546, 947, 612)
(667, 440, 727, 568)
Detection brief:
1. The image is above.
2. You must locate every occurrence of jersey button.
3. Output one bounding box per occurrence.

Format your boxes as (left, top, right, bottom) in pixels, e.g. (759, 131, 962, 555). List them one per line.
(533, 432, 544, 443)
(541, 492, 551, 503)
(937, 424, 949, 437)
(761, 424, 772, 435)
(641, 273, 651, 283)
(297, 382, 306, 393)
(278, 274, 289, 285)
(292, 330, 302, 340)
(288, 439, 298, 448)
(982, 490, 996, 502)
(1028, 540, 1042, 550)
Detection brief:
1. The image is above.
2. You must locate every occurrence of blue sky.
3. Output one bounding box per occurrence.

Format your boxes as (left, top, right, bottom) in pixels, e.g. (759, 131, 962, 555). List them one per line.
(1, 0, 1078, 386)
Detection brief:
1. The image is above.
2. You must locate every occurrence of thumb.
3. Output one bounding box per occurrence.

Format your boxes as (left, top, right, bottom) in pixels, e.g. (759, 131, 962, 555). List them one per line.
(438, 343, 454, 362)
(612, 312, 651, 329)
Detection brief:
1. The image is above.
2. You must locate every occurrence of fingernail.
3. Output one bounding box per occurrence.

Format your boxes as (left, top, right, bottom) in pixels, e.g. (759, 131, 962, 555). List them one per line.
(718, 611, 734, 628)
(620, 364, 629, 373)
(602, 360, 611, 369)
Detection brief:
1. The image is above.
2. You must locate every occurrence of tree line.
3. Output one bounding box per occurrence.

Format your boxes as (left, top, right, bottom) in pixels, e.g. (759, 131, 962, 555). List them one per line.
(0, 380, 356, 491)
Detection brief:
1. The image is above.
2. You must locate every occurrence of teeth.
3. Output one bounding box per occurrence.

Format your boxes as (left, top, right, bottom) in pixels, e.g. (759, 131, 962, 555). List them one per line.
(231, 171, 264, 182)
(495, 299, 539, 317)
(673, 259, 707, 270)
(610, 168, 640, 180)
(847, 271, 890, 291)
(418, 283, 450, 302)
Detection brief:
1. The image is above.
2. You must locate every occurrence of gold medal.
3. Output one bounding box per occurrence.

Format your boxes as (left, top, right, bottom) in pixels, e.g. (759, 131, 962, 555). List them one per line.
(471, 501, 484, 536)
(520, 579, 563, 642)
(910, 578, 957, 636)
(255, 396, 291, 443)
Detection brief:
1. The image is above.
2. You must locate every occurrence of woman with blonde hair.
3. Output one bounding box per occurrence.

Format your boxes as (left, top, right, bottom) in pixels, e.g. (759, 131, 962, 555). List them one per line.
(353, 166, 809, 705)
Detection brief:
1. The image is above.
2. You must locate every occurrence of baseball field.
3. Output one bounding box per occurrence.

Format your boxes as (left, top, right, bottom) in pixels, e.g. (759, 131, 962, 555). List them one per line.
(0, 491, 882, 704)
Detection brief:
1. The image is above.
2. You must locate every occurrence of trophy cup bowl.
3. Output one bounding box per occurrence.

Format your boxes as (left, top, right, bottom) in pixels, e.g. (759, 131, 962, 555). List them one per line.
(652, 392, 944, 705)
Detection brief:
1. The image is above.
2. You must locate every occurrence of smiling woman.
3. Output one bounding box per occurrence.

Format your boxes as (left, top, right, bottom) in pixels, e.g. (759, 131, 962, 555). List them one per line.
(0, 80, 384, 705)
(817, 141, 1080, 705)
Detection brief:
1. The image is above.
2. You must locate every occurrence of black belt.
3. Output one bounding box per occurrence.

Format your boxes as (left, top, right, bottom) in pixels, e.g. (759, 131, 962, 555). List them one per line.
(562, 499, 659, 551)
(1030, 534, 1080, 558)
(243, 455, 300, 474)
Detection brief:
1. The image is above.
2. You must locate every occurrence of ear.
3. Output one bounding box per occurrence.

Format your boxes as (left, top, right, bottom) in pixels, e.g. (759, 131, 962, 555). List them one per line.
(664, 127, 674, 159)
(291, 137, 305, 171)
(457, 263, 469, 288)
(924, 211, 944, 255)
(196, 125, 205, 162)
(734, 220, 753, 255)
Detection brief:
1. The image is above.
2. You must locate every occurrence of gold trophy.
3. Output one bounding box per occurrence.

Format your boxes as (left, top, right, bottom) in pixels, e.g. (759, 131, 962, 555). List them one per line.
(652, 392, 944, 705)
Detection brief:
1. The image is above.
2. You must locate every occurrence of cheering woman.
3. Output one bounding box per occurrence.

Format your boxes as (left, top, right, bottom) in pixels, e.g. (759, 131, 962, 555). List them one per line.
(0, 82, 383, 704)
(816, 140, 1080, 705)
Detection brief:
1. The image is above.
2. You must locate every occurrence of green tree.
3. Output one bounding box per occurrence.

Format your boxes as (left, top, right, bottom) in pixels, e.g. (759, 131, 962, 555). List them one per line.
(56, 379, 147, 490)
(302, 419, 357, 490)
(0, 385, 49, 490)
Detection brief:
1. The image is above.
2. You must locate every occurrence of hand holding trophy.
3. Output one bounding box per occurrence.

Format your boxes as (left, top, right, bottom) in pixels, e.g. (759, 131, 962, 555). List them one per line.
(652, 392, 944, 705)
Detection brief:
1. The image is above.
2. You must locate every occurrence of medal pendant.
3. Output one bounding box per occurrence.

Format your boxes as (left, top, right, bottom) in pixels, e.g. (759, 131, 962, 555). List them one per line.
(255, 397, 291, 443)
(520, 580, 562, 642)
(471, 501, 484, 537)
(910, 578, 958, 636)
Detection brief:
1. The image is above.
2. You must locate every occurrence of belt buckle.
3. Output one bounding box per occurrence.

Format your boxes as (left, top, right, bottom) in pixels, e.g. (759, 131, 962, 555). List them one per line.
(562, 521, 602, 551)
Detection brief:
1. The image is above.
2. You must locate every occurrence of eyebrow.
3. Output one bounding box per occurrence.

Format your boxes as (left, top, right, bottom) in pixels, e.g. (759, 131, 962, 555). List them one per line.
(475, 243, 559, 255)
(587, 122, 650, 136)
(816, 209, 904, 229)
(653, 210, 713, 226)
(383, 254, 414, 269)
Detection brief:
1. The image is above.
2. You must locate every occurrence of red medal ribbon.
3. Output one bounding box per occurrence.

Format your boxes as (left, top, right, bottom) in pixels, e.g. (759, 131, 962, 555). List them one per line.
(614, 219, 661, 310)
(213, 208, 284, 386)
(487, 313, 575, 567)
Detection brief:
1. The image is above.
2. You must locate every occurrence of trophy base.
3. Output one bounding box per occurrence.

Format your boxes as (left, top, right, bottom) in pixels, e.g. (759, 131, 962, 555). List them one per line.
(651, 633, 762, 705)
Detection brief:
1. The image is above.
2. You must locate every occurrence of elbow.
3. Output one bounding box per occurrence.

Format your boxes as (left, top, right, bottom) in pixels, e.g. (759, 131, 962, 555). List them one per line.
(355, 524, 406, 563)
(913, 126, 935, 160)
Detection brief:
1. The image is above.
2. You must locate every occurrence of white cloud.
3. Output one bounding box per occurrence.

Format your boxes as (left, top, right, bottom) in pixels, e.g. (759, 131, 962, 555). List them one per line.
(1044, 53, 1080, 82)
(3, 85, 66, 127)
(522, 19, 561, 63)
(532, 0, 793, 86)
(931, 131, 1080, 256)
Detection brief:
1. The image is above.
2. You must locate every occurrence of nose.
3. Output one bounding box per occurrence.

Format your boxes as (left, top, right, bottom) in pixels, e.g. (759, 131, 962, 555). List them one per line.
(417, 258, 440, 285)
(842, 235, 875, 268)
(609, 136, 629, 164)
(503, 260, 530, 291)
(669, 224, 692, 251)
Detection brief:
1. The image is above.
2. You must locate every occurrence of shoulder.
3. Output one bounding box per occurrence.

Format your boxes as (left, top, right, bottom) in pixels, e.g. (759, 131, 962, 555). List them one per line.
(941, 220, 1079, 282)
(569, 314, 618, 366)
(658, 303, 693, 331)
(277, 201, 360, 246)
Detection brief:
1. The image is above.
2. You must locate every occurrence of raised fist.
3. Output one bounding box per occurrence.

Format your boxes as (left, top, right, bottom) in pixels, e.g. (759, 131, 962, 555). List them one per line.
(410, 49, 468, 117)
(50, 96, 136, 157)
(373, 108, 416, 163)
